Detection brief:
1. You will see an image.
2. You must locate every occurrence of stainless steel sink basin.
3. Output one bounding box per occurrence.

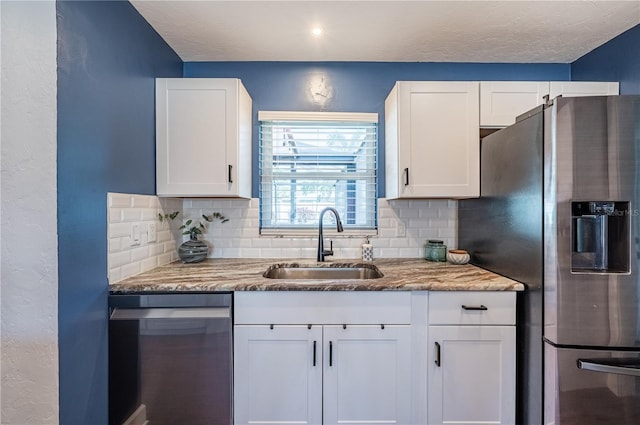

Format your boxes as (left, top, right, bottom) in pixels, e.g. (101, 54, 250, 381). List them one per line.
(263, 263, 384, 280)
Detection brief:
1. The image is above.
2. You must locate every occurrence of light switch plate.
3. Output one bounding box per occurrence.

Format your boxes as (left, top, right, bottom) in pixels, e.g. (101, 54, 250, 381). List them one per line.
(148, 222, 157, 243)
(131, 223, 141, 246)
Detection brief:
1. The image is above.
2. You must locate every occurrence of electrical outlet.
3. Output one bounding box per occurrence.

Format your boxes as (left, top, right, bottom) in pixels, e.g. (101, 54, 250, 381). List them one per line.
(148, 222, 157, 243)
(396, 221, 406, 237)
(131, 223, 141, 246)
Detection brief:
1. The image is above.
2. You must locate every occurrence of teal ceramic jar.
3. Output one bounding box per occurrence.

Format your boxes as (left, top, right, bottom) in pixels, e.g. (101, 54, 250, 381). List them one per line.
(424, 240, 447, 262)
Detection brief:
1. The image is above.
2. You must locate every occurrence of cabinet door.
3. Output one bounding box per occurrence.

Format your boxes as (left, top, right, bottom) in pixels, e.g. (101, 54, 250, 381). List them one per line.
(234, 325, 322, 425)
(549, 81, 619, 99)
(394, 81, 480, 198)
(428, 326, 516, 425)
(156, 78, 251, 197)
(323, 325, 411, 425)
(480, 81, 549, 127)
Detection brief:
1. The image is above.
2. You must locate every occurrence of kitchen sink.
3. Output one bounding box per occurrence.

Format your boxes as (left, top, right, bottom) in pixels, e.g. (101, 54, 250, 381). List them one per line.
(263, 263, 384, 280)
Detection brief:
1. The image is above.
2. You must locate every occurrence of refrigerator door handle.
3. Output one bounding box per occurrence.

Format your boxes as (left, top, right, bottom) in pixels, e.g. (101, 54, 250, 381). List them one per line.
(577, 358, 640, 377)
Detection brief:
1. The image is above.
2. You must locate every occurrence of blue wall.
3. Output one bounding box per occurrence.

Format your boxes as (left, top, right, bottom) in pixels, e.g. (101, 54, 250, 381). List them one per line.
(56, 1, 182, 423)
(184, 62, 570, 196)
(572, 24, 640, 94)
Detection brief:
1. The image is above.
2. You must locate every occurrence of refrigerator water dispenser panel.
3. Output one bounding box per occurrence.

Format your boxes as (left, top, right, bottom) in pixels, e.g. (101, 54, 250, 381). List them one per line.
(571, 201, 630, 273)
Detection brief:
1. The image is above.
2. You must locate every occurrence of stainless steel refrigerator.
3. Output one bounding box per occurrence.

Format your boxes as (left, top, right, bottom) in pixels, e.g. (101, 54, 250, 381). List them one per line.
(459, 95, 640, 425)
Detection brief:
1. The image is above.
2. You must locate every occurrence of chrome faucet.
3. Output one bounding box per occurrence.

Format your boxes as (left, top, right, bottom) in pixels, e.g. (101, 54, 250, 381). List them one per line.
(317, 207, 344, 262)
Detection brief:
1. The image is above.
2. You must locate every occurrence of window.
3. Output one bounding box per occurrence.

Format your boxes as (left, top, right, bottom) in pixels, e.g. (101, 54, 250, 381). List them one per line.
(259, 111, 378, 234)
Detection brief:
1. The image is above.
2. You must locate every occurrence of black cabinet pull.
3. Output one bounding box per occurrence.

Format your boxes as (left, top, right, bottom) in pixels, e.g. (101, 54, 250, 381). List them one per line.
(228, 164, 233, 183)
(329, 341, 333, 367)
(461, 305, 488, 311)
(404, 168, 409, 186)
(435, 342, 441, 367)
(313, 340, 317, 367)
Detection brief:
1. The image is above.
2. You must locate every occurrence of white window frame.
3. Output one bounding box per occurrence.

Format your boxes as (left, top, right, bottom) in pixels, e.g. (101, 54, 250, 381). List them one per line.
(258, 111, 378, 237)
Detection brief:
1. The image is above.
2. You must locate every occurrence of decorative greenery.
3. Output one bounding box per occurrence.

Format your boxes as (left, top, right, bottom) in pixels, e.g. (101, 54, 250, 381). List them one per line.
(158, 211, 180, 222)
(158, 211, 229, 239)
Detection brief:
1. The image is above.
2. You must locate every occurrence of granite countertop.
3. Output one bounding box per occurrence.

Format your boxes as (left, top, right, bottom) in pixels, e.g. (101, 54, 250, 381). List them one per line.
(109, 258, 524, 293)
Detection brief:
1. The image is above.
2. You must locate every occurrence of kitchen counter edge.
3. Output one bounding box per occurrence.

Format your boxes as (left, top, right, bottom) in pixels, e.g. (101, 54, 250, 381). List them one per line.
(109, 258, 524, 293)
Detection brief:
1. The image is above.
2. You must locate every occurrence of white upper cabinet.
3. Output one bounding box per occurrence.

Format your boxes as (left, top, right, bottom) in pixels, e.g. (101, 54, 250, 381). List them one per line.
(549, 81, 619, 99)
(385, 81, 480, 199)
(480, 81, 619, 127)
(480, 81, 550, 127)
(155, 78, 252, 197)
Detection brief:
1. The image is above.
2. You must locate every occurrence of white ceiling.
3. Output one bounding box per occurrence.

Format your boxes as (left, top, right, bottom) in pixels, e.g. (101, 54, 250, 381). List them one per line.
(131, 1, 640, 63)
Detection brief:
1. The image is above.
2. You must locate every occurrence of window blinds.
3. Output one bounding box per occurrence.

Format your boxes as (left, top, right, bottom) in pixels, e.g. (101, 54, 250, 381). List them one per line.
(258, 111, 378, 232)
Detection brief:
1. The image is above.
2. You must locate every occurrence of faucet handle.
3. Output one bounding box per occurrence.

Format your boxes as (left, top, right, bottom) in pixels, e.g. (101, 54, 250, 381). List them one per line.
(323, 240, 334, 257)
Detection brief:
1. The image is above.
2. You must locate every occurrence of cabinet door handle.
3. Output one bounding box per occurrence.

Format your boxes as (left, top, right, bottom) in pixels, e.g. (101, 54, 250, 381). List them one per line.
(313, 340, 317, 367)
(404, 168, 409, 186)
(461, 305, 488, 311)
(329, 341, 333, 367)
(435, 342, 441, 367)
(228, 164, 233, 183)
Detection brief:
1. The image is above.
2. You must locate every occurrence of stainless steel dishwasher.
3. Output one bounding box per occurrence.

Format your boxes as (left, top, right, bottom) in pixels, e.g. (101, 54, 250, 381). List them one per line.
(109, 292, 232, 425)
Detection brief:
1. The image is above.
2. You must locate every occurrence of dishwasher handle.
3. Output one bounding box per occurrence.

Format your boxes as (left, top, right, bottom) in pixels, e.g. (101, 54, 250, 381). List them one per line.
(110, 307, 231, 320)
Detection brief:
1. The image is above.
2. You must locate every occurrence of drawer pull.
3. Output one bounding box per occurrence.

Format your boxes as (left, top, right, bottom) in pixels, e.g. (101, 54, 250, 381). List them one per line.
(461, 304, 488, 311)
(435, 342, 441, 367)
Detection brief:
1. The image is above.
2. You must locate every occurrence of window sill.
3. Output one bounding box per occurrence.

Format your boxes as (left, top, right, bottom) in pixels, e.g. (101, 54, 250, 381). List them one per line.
(259, 228, 377, 238)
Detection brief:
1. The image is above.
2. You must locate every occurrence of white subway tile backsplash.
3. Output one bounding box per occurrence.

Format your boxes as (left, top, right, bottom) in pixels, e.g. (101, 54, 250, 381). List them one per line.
(110, 251, 131, 268)
(190, 197, 457, 260)
(131, 246, 149, 262)
(107, 192, 183, 284)
(109, 209, 123, 223)
(109, 267, 121, 283)
(141, 257, 158, 273)
(107, 192, 458, 283)
(121, 262, 142, 280)
(109, 193, 131, 208)
(131, 195, 151, 209)
(121, 208, 141, 222)
(109, 222, 131, 239)
(157, 252, 173, 265)
(398, 208, 419, 219)
(108, 238, 122, 254)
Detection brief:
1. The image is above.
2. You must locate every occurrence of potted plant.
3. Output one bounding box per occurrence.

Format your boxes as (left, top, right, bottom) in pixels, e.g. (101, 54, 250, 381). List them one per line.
(160, 211, 229, 263)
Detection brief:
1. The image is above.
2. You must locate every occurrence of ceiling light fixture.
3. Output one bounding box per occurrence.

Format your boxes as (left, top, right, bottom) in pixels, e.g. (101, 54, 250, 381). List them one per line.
(311, 27, 323, 37)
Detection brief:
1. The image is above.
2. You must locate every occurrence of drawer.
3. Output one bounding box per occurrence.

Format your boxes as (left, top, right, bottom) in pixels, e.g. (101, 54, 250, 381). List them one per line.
(428, 291, 516, 325)
(234, 291, 412, 325)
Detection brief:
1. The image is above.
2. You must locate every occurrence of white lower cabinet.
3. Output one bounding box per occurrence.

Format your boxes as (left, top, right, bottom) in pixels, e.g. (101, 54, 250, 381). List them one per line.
(233, 292, 413, 425)
(427, 326, 516, 425)
(427, 292, 516, 425)
(234, 325, 323, 425)
(233, 291, 516, 425)
(323, 325, 412, 425)
(234, 324, 411, 425)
